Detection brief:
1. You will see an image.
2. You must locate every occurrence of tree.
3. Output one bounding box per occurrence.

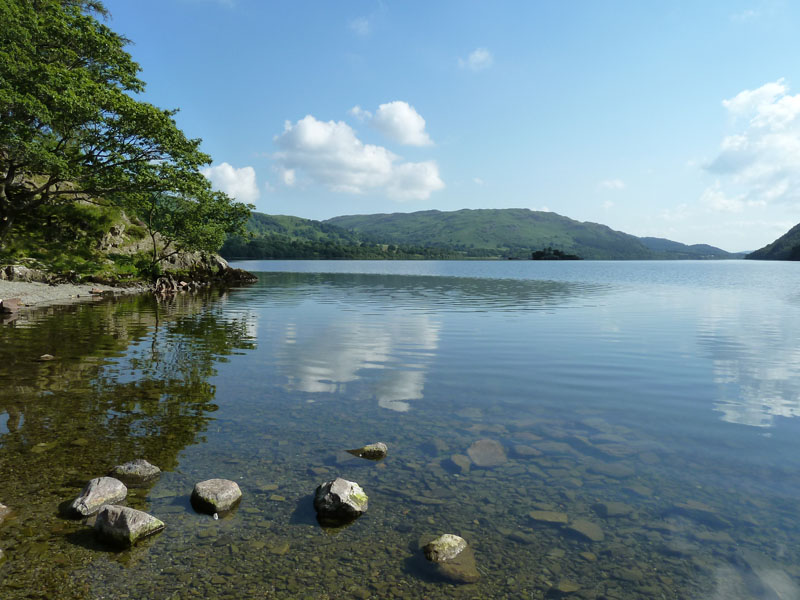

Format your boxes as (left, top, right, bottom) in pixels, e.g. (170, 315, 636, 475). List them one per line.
(0, 0, 246, 247)
(120, 190, 250, 276)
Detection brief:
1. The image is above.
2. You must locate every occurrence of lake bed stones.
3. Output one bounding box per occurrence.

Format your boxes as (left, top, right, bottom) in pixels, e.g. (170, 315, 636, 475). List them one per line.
(423, 534, 480, 584)
(69, 477, 127, 518)
(94, 505, 164, 546)
(0, 503, 11, 526)
(313, 477, 368, 527)
(466, 439, 507, 467)
(109, 459, 161, 487)
(346, 442, 388, 460)
(191, 479, 242, 516)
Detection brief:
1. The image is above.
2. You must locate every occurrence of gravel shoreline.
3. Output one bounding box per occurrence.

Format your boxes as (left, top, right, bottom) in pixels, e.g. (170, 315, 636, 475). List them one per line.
(0, 280, 148, 310)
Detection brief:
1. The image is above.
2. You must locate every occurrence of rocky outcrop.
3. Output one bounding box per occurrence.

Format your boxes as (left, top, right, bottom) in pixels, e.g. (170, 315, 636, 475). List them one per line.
(346, 442, 388, 460)
(94, 505, 165, 546)
(422, 534, 480, 584)
(0, 265, 52, 283)
(109, 459, 161, 487)
(68, 477, 127, 518)
(313, 478, 368, 527)
(191, 479, 242, 515)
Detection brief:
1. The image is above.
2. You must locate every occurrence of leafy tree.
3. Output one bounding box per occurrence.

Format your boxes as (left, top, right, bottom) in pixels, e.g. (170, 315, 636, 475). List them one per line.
(121, 191, 250, 276)
(0, 0, 247, 247)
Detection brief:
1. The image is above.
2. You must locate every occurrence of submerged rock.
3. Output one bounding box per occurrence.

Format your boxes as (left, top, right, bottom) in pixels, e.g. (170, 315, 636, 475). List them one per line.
(529, 510, 569, 525)
(567, 519, 604, 542)
(592, 501, 633, 518)
(191, 479, 242, 515)
(94, 505, 165, 546)
(0, 503, 11, 526)
(423, 534, 480, 584)
(69, 477, 127, 518)
(313, 477, 368, 527)
(109, 459, 161, 487)
(466, 439, 507, 467)
(346, 442, 388, 460)
(450, 454, 471, 474)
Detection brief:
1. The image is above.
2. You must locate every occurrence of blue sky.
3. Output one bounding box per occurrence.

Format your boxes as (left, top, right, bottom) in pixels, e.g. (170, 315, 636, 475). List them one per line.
(103, 0, 800, 251)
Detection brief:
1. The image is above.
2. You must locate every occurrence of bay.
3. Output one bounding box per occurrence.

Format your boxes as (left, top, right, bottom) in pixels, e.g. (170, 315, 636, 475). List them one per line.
(1, 259, 799, 599)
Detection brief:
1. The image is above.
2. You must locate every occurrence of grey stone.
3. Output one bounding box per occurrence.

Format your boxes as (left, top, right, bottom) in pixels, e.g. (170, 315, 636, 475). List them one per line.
(191, 479, 242, 515)
(0, 503, 11, 526)
(313, 478, 368, 526)
(466, 439, 507, 467)
(109, 459, 161, 487)
(423, 534, 480, 584)
(346, 442, 388, 460)
(69, 477, 127, 518)
(94, 505, 164, 546)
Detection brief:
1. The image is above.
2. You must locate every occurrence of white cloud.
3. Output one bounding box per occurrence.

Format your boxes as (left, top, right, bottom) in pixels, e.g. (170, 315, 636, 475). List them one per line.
(349, 16, 370, 36)
(598, 179, 626, 190)
(701, 182, 745, 213)
(280, 168, 296, 187)
(369, 101, 433, 146)
(349, 105, 372, 121)
(473, 177, 484, 185)
(273, 115, 444, 200)
(705, 79, 800, 208)
(459, 47, 493, 71)
(602, 200, 615, 210)
(200, 162, 259, 203)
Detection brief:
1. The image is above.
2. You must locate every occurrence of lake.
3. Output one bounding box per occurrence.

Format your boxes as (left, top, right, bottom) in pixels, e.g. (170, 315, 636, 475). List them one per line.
(1, 259, 799, 599)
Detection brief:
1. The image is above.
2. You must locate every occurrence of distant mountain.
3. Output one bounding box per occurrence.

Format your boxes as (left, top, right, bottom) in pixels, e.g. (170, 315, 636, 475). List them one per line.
(638, 237, 738, 259)
(221, 208, 738, 261)
(747, 223, 800, 260)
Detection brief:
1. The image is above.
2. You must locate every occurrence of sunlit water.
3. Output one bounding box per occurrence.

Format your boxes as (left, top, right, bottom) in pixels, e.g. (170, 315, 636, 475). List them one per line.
(1, 260, 800, 599)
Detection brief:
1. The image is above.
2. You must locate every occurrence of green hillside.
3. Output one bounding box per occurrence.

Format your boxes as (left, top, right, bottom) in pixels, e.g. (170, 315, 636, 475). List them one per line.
(747, 224, 800, 260)
(325, 209, 734, 260)
(222, 209, 738, 261)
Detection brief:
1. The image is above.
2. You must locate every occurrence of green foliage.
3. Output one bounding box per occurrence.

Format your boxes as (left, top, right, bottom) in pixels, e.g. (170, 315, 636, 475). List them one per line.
(747, 223, 800, 260)
(119, 191, 250, 277)
(0, 0, 249, 249)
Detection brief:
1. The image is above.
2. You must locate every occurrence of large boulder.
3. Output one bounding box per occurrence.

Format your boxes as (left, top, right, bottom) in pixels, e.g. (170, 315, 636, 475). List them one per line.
(109, 459, 161, 487)
(68, 477, 127, 518)
(313, 478, 368, 527)
(423, 534, 480, 584)
(94, 505, 165, 546)
(191, 479, 242, 515)
(346, 442, 388, 460)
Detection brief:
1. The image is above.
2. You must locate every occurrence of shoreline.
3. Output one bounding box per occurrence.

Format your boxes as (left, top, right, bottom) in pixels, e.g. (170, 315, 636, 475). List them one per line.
(0, 279, 148, 313)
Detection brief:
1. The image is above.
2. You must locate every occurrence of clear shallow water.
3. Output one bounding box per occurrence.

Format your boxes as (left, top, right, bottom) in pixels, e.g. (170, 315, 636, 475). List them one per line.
(1, 260, 800, 599)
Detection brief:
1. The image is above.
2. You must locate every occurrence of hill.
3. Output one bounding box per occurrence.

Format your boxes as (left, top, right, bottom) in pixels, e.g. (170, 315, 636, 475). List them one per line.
(747, 224, 800, 260)
(325, 209, 735, 260)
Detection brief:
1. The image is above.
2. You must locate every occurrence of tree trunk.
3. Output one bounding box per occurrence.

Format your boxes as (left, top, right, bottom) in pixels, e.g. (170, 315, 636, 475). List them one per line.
(0, 213, 15, 250)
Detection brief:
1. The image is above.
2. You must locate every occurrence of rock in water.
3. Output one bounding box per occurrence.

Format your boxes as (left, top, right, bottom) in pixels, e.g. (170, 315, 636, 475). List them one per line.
(69, 477, 127, 518)
(313, 478, 368, 527)
(466, 439, 507, 467)
(94, 505, 164, 546)
(0, 503, 11, 525)
(191, 479, 242, 515)
(346, 442, 388, 460)
(109, 459, 161, 487)
(567, 519, 605, 542)
(423, 534, 480, 584)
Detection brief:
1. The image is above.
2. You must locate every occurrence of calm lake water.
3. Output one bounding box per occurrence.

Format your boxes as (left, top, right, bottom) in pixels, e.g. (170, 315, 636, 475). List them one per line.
(1, 259, 800, 599)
